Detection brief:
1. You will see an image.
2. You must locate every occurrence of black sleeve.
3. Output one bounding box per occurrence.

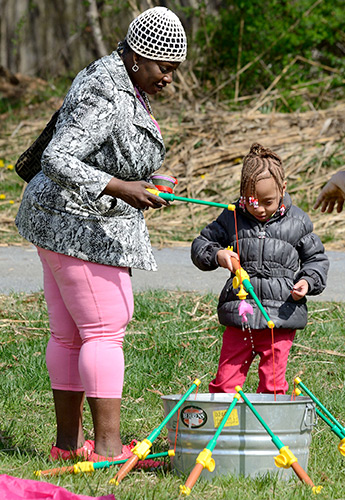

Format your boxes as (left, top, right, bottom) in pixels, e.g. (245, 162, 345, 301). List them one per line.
(295, 231, 329, 295)
(191, 211, 232, 271)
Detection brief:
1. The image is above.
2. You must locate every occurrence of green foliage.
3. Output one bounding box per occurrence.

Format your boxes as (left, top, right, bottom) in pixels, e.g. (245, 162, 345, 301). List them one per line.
(4, 0, 345, 113)
(187, 0, 345, 111)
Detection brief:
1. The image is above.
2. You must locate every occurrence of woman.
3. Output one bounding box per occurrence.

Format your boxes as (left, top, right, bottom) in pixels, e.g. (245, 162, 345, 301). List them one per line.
(15, 7, 187, 462)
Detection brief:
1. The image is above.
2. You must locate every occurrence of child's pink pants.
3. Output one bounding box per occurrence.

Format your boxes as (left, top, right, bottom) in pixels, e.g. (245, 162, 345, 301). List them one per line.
(37, 247, 134, 398)
(209, 326, 296, 394)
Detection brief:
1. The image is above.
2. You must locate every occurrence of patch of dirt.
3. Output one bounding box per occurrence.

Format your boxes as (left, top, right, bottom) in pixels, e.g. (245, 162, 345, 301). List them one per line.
(0, 66, 48, 102)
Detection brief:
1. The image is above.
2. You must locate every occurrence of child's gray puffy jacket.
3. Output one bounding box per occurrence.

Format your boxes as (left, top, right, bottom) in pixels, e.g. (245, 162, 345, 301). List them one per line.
(191, 193, 329, 330)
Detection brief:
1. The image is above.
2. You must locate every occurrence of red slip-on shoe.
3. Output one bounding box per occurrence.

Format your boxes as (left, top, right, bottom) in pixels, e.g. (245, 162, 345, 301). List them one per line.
(50, 439, 95, 461)
(88, 440, 137, 462)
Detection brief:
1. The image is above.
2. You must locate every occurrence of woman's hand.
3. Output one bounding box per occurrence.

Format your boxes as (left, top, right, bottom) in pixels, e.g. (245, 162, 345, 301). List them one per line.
(216, 249, 240, 273)
(291, 279, 309, 301)
(102, 178, 169, 210)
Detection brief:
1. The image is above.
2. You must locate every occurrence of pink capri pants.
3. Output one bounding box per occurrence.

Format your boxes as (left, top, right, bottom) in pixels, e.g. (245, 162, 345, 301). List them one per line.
(37, 247, 134, 398)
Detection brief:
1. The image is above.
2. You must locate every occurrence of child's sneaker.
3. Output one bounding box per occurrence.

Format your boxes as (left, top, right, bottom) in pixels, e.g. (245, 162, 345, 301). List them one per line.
(50, 439, 94, 461)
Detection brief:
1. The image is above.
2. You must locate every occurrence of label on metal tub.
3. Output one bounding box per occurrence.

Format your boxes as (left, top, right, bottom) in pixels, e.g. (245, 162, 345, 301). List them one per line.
(181, 406, 208, 428)
(213, 409, 239, 428)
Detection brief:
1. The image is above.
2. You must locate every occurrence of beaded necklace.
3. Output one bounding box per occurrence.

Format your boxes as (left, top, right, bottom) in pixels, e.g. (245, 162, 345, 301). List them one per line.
(135, 86, 161, 134)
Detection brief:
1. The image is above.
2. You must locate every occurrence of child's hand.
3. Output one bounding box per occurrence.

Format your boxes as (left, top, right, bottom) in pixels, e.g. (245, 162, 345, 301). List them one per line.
(216, 249, 239, 272)
(291, 279, 309, 301)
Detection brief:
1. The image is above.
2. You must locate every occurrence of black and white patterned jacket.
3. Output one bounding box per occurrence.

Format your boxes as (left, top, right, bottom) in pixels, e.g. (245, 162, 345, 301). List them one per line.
(16, 51, 165, 270)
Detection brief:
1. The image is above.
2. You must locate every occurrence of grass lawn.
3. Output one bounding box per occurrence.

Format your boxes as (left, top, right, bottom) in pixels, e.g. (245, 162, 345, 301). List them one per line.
(0, 290, 344, 499)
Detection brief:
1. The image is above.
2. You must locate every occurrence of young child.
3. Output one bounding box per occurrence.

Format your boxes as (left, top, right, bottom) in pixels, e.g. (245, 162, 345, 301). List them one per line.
(191, 143, 329, 394)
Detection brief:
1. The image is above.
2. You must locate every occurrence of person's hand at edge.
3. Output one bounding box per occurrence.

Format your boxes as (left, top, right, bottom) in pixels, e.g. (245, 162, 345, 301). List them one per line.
(313, 171, 345, 213)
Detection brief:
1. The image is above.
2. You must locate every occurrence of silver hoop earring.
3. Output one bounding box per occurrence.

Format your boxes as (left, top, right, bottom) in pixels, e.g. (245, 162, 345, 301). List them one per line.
(132, 63, 139, 72)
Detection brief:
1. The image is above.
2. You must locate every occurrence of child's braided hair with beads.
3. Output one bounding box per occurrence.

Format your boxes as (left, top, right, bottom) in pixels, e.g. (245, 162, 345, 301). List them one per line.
(240, 143, 285, 199)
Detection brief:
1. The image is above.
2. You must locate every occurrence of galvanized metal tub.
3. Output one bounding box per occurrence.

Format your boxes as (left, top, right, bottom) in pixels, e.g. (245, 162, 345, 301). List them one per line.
(162, 393, 316, 480)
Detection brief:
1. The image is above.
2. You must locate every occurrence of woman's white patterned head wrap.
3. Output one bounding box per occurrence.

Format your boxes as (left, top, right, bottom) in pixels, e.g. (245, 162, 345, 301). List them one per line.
(126, 7, 187, 62)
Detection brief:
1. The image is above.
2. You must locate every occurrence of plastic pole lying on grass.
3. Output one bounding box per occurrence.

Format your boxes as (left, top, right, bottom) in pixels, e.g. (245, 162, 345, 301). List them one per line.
(179, 393, 241, 497)
(314, 408, 345, 439)
(230, 256, 275, 328)
(235, 386, 322, 494)
(146, 188, 236, 211)
(294, 378, 345, 455)
(315, 408, 345, 456)
(294, 377, 345, 435)
(110, 378, 201, 485)
(34, 451, 174, 477)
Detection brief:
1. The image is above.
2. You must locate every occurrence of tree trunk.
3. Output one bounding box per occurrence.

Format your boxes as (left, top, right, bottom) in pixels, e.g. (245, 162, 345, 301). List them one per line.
(0, 0, 217, 77)
(86, 0, 108, 59)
